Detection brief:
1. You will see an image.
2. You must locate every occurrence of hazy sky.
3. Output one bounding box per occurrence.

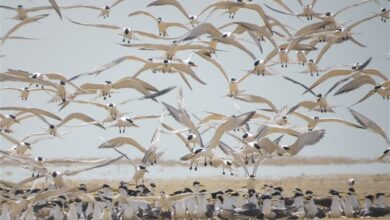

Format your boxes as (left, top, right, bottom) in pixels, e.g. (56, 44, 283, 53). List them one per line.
(0, 0, 389, 166)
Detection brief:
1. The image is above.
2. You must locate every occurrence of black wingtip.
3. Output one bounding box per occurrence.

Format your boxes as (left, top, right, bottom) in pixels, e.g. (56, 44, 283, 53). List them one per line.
(358, 57, 372, 70)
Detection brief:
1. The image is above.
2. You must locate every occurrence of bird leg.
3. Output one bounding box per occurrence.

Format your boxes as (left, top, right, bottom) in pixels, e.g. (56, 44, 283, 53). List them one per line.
(251, 153, 255, 163)
(189, 162, 193, 170)
(245, 156, 249, 165)
(204, 157, 207, 166)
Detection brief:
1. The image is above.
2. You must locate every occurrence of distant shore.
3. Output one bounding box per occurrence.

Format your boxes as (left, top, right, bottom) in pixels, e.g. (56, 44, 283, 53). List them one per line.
(1, 156, 387, 167)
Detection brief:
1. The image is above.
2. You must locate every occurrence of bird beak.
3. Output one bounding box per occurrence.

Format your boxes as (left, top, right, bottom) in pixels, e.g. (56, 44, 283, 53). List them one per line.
(199, 184, 205, 187)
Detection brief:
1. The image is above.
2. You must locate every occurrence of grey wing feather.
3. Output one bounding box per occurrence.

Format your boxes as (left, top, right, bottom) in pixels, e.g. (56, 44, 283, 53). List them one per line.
(349, 108, 390, 144)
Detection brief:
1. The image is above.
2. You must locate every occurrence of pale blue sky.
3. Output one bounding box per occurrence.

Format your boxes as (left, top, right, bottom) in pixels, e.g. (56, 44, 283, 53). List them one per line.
(0, 0, 389, 164)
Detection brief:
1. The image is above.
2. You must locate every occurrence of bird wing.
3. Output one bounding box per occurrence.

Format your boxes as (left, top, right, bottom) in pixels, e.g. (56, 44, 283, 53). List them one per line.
(172, 63, 206, 85)
(0, 107, 61, 121)
(134, 86, 177, 103)
(197, 1, 238, 17)
(70, 100, 108, 110)
(147, 0, 189, 18)
(161, 123, 190, 148)
(131, 62, 161, 79)
(79, 83, 102, 93)
(110, 0, 124, 8)
(335, 75, 376, 95)
(176, 44, 216, 52)
(264, 3, 298, 16)
(283, 76, 317, 97)
(334, 0, 373, 17)
(272, 0, 295, 14)
(233, 22, 279, 49)
(294, 21, 326, 37)
(98, 137, 146, 152)
(63, 156, 123, 176)
(128, 10, 157, 21)
(0, 87, 24, 92)
(195, 50, 229, 82)
(218, 141, 249, 176)
(0, 150, 48, 174)
(288, 130, 325, 155)
(345, 13, 381, 32)
(58, 113, 104, 129)
(163, 102, 204, 147)
(314, 37, 337, 64)
(0, 5, 16, 10)
(334, 74, 377, 96)
(112, 79, 152, 96)
(180, 23, 222, 41)
(296, 100, 318, 111)
(258, 137, 281, 154)
(361, 69, 388, 81)
(263, 48, 278, 64)
(26, 5, 55, 12)
(1, 14, 49, 46)
(0, 132, 20, 145)
(349, 108, 390, 144)
(78, 55, 146, 79)
(4, 69, 32, 78)
(178, 73, 193, 94)
(134, 30, 164, 39)
(122, 43, 171, 51)
(48, 0, 62, 19)
(208, 111, 255, 149)
(304, 69, 352, 93)
(243, 4, 273, 33)
(198, 112, 226, 125)
(233, 94, 277, 111)
(317, 118, 363, 129)
(67, 18, 121, 30)
(142, 111, 165, 165)
(132, 115, 161, 121)
(12, 175, 46, 194)
(217, 37, 256, 60)
(291, 111, 312, 122)
(165, 22, 190, 31)
(255, 124, 302, 139)
(351, 89, 376, 106)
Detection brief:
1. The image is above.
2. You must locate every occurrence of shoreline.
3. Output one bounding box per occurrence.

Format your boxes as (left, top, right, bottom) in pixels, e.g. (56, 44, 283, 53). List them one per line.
(1, 156, 387, 166)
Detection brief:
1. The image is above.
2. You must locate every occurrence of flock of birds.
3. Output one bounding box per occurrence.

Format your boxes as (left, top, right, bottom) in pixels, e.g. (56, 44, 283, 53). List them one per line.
(0, 0, 389, 219)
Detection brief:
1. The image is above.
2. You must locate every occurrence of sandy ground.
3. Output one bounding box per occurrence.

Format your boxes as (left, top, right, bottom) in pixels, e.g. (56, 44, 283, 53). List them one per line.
(60, 174, 390, 198)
